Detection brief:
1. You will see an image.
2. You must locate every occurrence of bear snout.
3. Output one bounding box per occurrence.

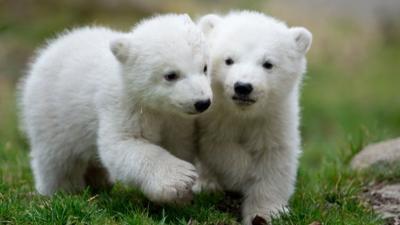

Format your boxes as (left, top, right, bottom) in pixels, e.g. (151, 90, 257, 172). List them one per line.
(194, 99, 211, 113)
(231, 82, 257, 106)
(234, 82, 253, 96)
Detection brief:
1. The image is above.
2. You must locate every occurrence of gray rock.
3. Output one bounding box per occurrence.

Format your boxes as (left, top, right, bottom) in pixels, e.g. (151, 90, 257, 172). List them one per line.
(371, 184, 400, 218)
(363, 183, 400, 223)
(351, 138, 400, 170)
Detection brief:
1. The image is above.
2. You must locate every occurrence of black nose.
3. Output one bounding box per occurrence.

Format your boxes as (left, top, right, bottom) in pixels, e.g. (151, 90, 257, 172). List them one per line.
(234, 82, 253, 95)
(194, 99, 211, 113)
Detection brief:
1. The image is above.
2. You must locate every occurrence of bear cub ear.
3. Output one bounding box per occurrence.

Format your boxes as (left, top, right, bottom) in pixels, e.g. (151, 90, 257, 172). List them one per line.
(290, 27, 312, 54)
(198, 14, 222, 37)
(110, 38, 131, 63)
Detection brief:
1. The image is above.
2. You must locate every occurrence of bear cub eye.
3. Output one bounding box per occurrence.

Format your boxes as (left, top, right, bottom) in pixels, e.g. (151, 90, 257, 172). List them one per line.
(164, 72, 179, 81)
(262, 61, 273, 70)
(203, 64, 207, 74)
(225, 58, 234, 66)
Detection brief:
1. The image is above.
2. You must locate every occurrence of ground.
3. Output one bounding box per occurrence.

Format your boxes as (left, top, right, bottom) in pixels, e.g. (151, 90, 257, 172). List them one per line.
(1, 1, 400, 224)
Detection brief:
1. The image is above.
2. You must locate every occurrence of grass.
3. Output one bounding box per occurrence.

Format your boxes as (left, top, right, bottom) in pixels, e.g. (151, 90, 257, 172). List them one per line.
(1, 4, 400, 225)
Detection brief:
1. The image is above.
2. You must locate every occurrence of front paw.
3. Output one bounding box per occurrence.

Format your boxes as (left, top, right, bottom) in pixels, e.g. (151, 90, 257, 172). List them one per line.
(243, 206, 289, 225)
(142, 155, 198, 204)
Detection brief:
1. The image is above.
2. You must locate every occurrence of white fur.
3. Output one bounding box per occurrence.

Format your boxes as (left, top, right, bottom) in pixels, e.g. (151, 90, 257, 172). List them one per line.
(196, 11, 312, 224)
(19, 14, 213, 204)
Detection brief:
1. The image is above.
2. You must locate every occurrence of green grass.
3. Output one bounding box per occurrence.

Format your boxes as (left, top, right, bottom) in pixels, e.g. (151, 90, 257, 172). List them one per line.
(1, 5, 400, 224)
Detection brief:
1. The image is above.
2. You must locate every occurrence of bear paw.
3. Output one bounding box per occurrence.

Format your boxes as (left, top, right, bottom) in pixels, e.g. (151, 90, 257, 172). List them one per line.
(142, 155, 198, 204)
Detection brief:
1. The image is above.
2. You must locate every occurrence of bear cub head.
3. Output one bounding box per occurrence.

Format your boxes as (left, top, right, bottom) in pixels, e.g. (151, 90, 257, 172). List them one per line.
(111, 14, 212, 116)
(199, 11, 312, 116)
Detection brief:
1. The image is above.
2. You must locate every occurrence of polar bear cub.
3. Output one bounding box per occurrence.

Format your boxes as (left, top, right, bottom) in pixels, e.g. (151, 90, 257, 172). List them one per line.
(20, 14, 212, 204)
(197, 11, 312, 224)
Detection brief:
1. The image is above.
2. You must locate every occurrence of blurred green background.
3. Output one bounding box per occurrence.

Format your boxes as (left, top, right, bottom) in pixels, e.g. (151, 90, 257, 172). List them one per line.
(0, 0, 399, 224)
